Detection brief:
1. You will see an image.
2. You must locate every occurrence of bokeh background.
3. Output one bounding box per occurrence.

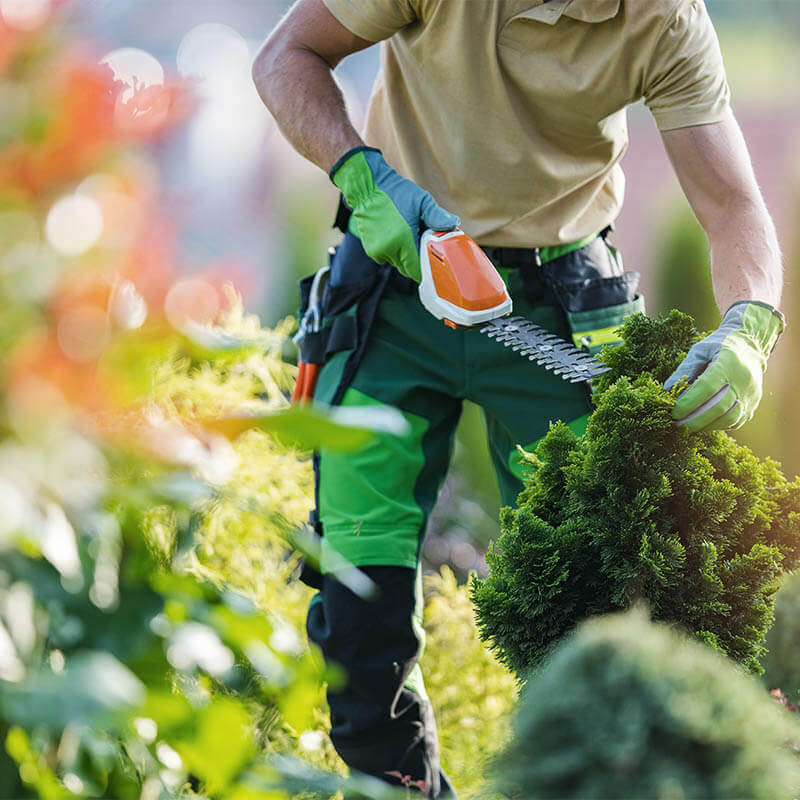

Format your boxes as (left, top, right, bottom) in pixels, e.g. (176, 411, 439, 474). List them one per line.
(18, 0, 800, 574)
(2, 3, 800, 798)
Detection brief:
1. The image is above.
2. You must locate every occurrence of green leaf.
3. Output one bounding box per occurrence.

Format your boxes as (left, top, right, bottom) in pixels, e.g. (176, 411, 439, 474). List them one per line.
(5, 727, 68, 800)
(0, 652, 144, 731)
(204, 402, 409, 453)
(173, 697, 256, 793)
(277, 680, 320, 733)
(140, 689, 193, 735)
(179, 321, 273, 356)
(245, 755, 406, 799)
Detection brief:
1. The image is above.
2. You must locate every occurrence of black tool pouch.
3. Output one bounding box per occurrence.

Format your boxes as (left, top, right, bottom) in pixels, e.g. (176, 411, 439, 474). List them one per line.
(542, 234, 645, 354)
(313, 232, 393, 404)
(297, 228, 393, 589)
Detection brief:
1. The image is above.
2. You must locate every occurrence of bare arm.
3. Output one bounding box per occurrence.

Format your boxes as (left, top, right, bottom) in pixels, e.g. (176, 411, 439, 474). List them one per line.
(661, 112, 782, 312)
(252, 0, 374, 173)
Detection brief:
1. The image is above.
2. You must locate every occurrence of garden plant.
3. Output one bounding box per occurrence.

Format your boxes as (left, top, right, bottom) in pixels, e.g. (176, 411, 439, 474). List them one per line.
(6, 5, 800, 800)
(0, 8, 406, 798)
(761, 570, 800, 702)
(472, 310, 800, 679)
(498, 609, 800, 799)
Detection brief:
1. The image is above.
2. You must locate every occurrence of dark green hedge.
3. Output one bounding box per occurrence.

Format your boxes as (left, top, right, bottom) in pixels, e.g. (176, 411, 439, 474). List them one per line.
(472, 312, 800, 678)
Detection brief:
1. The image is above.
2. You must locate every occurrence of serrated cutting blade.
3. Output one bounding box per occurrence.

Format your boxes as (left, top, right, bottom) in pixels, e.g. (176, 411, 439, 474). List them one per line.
(481, 316, 612, 384)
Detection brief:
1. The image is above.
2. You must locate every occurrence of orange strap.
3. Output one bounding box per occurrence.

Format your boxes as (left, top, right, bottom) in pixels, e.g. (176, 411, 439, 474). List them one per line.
(291, 362, 308, 405)
(291, 361, 322, 405)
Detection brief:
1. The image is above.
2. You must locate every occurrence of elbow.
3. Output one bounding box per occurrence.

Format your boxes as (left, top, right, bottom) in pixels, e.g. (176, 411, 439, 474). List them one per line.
(251, 38, 278, 102)
(252, 30, 301, 106)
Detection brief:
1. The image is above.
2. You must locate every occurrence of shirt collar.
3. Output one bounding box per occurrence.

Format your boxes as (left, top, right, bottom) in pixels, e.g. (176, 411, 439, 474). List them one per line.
(515, 0, 621, 25)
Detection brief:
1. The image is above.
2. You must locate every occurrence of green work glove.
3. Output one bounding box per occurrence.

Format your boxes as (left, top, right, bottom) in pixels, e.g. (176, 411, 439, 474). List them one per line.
(330, 146, 459, 282)
(664, 300, 785, 432)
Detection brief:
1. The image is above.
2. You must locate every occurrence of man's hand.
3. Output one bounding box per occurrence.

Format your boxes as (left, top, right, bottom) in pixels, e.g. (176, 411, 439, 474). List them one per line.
(331, 147, 459, 281)
(664, 300, 784, 432)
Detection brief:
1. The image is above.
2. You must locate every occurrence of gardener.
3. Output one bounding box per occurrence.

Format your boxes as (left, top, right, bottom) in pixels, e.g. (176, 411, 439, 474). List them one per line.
(252, 0, 784, 796)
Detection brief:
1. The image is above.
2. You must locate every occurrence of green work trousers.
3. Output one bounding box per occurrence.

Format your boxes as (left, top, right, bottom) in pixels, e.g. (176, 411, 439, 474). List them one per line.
(304, 230, 642, 797)
(313, 260, 592, 574)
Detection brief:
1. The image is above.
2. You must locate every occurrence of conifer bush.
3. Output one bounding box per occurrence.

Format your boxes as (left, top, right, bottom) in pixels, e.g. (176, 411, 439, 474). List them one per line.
(471, 311, 800, 678)
(762, 571, 800, 700)
(498, 610, 800, 799)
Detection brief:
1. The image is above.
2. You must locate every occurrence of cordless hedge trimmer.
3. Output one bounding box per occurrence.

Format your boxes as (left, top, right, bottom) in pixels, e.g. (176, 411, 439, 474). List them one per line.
(418, 229, 610, 383)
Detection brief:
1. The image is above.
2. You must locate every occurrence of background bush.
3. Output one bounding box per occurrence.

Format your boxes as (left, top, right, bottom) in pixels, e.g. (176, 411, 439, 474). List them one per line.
(420, 567, 517, 800)
(762, 571, 800, 700)
(498, 609, 800, 800)
(654, 204, 717, 333)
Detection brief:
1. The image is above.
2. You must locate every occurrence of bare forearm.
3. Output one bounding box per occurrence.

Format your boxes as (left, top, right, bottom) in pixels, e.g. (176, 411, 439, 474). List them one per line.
(253, 45, 363, 174)
(706, 197, 782, 312)
(662, 116, 783, 315)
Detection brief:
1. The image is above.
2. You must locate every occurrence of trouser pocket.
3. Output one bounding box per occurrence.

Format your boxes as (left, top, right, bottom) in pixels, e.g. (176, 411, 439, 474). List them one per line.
(564, 285, 646, 354)
(541, 236, 645, 355)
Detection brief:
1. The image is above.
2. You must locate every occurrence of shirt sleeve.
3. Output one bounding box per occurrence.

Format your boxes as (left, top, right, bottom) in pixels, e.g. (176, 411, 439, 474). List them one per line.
(323, 0, 417, 42)
(643, 0, 731, 131)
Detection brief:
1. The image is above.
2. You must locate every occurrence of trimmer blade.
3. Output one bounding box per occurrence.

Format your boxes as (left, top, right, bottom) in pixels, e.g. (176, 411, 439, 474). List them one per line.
(481, 316, 612, 384)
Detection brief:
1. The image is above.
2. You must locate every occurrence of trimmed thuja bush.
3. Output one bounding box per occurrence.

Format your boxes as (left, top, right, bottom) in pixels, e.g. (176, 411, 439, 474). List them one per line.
(471, 311, 800, 678)
(498, 610, 800, 799)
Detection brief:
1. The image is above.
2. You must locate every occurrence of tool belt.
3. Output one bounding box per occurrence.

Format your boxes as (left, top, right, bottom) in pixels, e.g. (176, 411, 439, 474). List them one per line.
(293, 233, 392, 405)
(481, 227, 645, 353)
(294, 216, 645, 405)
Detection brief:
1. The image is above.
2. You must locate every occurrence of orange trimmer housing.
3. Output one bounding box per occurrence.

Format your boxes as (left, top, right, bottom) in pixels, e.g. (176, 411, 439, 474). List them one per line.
(418, 229, 512, 327)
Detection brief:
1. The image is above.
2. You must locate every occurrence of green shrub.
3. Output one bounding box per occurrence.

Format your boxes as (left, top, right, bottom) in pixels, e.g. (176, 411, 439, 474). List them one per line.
(762, 571, 800, 699)
(471, 311, 800, 679)
(498, 609, 800, 800)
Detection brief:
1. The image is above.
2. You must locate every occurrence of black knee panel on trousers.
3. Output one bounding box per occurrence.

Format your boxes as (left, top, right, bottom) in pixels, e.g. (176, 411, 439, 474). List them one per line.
(306, 566, 456, 798)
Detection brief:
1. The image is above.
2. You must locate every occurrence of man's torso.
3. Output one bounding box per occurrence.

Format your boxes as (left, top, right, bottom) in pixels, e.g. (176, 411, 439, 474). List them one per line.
(325, 0, 729, 246)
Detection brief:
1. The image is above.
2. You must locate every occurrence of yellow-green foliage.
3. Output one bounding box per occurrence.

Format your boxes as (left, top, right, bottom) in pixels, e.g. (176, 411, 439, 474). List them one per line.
(192, 428, 349, 779)
(136, 297, 340, 779)
(150, 296, 519, 792)
(421, 567, 517, 800)
(151, 291, 297, 417)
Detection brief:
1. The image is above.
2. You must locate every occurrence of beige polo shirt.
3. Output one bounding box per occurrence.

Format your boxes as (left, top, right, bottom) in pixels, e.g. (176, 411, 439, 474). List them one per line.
(323, 0, 730, 247)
